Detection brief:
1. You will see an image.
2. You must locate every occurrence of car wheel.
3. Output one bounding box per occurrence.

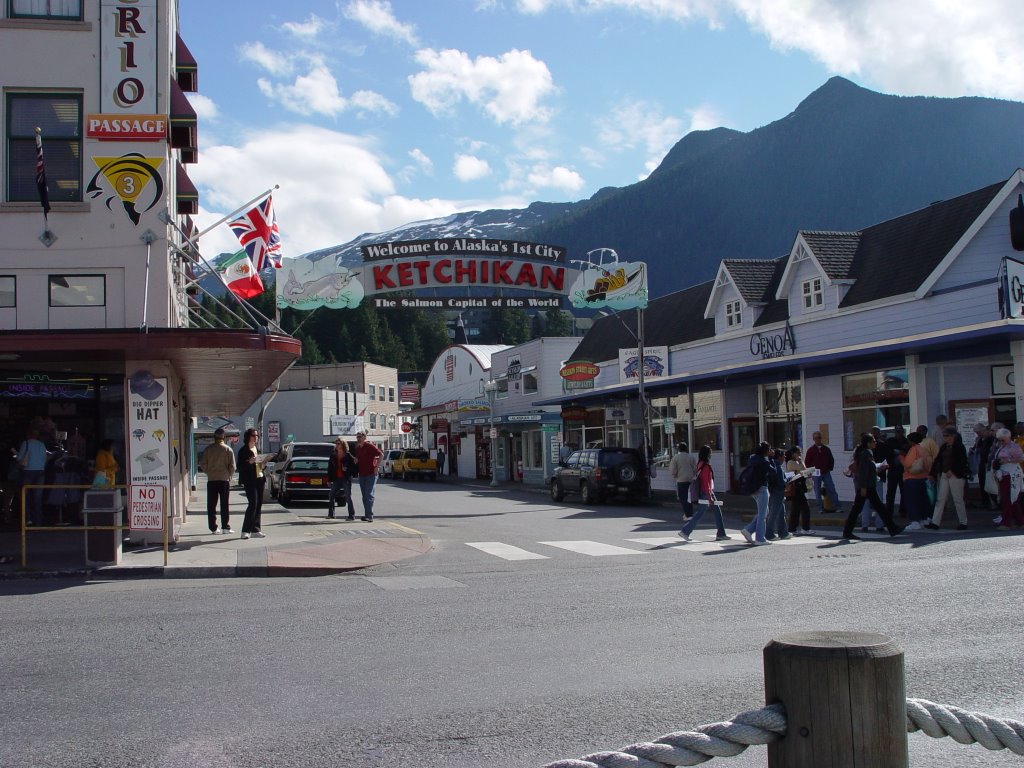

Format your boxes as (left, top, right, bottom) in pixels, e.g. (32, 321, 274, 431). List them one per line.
(279, 491, 290, 507)
(618, 464, 638, 483)
(550, 479, 565, 502)
(581, 482, 601, 505)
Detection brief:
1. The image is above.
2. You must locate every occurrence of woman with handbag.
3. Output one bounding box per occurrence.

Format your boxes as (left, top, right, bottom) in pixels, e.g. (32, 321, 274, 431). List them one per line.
(678, 445, 730, 541)
(991, 427, 1024, 530)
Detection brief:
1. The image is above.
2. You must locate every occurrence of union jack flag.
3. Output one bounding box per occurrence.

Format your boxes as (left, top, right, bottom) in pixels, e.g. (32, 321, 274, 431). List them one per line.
(228, 195, 282, 270)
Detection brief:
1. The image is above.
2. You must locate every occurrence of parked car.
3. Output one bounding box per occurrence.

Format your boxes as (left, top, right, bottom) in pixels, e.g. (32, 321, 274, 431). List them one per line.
(393, 449, 438, 481)
(381, 449, 404, 478)
(267, 441, 334, 498)
(276, 457, 332, 506)
(550, 447, 649, 504)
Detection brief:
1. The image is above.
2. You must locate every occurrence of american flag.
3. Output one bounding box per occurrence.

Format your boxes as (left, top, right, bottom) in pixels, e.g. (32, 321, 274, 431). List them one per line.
(228, 195, 281, 270)
(35, 128, 50, 217)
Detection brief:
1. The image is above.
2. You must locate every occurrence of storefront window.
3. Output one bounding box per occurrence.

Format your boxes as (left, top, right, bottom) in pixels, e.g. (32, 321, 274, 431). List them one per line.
(605, 420, 625, 447)
(762, 380, 802, 449)
(525, 429, 544, 468)
(692, 390, 722, 450)
(841, 369, 910, 450)
(522, 372, 538, 395)
(650, 394, 690, 463)
(0, 276, 14, 307)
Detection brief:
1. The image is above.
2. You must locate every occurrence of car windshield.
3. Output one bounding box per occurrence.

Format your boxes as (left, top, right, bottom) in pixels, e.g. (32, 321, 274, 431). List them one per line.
(289, 459, 328, 471)
(292, 444, 333, 457)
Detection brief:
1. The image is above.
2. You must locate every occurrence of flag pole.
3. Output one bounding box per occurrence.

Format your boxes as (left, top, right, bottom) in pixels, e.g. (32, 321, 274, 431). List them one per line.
(193, 184, 279, 241)
(35, 127, 56, 246)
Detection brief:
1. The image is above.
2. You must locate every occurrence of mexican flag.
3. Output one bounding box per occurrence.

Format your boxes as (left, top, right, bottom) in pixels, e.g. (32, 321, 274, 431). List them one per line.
(220, 250, 264, 299)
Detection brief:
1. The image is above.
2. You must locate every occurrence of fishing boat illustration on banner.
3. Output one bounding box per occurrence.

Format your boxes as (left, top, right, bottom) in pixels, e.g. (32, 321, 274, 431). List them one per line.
(568, 247, 648, 310)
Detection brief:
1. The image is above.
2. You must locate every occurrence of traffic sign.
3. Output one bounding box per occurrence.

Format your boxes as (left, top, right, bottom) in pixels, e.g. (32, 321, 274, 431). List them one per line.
(401, 422, 413, 433)
(129, 484, 164, 531)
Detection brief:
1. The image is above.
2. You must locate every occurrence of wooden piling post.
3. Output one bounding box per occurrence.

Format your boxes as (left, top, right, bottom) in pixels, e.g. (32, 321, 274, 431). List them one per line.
(763, 631, 908, 768)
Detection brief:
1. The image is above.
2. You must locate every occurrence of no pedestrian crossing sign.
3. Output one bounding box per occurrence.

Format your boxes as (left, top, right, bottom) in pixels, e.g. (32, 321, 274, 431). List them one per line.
(129, 484, 164, 531)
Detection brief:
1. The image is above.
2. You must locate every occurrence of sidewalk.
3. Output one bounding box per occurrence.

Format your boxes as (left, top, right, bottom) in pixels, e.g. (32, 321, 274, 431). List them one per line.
(0, 478, 432, 580)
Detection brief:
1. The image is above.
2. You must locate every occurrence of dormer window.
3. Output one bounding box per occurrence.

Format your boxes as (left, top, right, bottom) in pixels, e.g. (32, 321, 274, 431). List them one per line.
(725, 300, 742, 327)
(801, 278, 823, 310)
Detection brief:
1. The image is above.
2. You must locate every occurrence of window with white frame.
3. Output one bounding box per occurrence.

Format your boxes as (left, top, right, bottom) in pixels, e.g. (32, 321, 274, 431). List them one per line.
(368, 384, 376, 400)
(7, 93, 82, 204)
(49, 274, 104, 306)
(0, 277, 14, 307)
(801, 277, 824, 310)
(388, 386, 395, 402)
(497, 379, 509, 399)
(10, 0, 83, 19)
(725, 300, 742, 327)
(369, 413, 377, 429)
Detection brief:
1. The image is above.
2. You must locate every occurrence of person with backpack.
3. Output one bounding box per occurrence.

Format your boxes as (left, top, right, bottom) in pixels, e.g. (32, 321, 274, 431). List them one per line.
(678, 445, 729, 541)
(740, 441, 773, 545)
(764, 448, 790, 540)
(841, 433, 904, 540)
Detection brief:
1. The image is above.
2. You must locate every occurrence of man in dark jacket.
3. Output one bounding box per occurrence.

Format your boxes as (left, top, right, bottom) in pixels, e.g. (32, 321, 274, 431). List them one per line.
(884, 425, 910, 517)
(925, 426, 970, 530)
(805, 431, 843, 515)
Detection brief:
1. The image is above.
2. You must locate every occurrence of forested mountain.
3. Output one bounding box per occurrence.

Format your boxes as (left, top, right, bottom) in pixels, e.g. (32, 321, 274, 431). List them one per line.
(526, 77, 1024, 291)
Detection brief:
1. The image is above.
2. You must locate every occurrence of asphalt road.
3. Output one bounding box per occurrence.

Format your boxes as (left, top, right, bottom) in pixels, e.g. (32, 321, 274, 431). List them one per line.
(2, 479, 1022, 767)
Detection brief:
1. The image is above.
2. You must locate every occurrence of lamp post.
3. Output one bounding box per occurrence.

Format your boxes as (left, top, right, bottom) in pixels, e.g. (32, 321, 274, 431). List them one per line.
(483, 379, 500, 487)
(600, 306, 651, 495)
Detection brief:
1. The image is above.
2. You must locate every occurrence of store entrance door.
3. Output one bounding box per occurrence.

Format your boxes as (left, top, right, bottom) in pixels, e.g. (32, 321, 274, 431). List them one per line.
(728, 418, 759, 488)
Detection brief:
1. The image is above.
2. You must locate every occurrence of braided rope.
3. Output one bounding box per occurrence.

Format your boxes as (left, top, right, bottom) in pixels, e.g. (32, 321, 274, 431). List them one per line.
(541, 703, 786, 768)
(544, 698, 1024, 767)
(906, 698, 1024, 754)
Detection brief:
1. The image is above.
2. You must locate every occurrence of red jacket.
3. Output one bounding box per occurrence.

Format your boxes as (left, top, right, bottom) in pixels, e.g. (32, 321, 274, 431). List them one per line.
(804, 443, 835, 472)
(353, 440, 384, 477)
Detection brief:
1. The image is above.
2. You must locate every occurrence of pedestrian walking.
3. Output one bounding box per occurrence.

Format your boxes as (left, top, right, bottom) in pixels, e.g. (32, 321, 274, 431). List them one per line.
(925, 425, 969, 530)
(805, 430, 843, 515)
(327, 438, 357, 520)
(841, 433, 904, 541)
(741, 441, 773, 545)
(785, 446, 814, 535)
(885, 425, 909, 517)
(201, 427, 235, 534)
(678, 445, 729, 541)
(352, 431, 384, 522)
(237, 428, 267, 539)
(437, 446, 446, 476)
(668, 441, 696, 520)
(858, 426, 888, 532)
(765, 448, 790, 540)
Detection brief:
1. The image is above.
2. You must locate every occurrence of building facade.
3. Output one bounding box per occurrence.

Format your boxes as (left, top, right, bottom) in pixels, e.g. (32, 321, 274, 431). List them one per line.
(539, 170, 1024, 501)
(0, 1, 300, 541)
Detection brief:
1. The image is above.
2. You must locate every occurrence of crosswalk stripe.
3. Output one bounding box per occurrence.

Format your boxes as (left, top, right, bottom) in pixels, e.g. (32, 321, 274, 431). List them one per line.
(538, 540, 647, 556)
(466, 542, 549, 560)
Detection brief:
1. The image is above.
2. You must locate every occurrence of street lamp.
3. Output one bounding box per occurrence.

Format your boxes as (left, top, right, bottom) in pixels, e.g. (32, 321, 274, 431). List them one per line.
(482, 378, 500, 487)
(599, 306, 651, 490)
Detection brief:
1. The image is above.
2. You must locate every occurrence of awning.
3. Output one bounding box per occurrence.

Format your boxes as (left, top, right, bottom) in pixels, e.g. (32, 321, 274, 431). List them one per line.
(170, 79, 197, 160)
(175, 161, 198, 215)
(532, 319, 1024, 407)
(0, 328, 301, 417)
(175, 33, 198, 92)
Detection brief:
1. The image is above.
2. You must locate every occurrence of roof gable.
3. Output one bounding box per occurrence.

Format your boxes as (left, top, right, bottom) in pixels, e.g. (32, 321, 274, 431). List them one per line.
(840, 178, 1009, 307)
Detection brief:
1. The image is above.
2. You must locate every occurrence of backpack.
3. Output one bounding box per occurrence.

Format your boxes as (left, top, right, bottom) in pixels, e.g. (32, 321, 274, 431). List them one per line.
(689, 463, 706, 503)
(737, 460, 760, 495)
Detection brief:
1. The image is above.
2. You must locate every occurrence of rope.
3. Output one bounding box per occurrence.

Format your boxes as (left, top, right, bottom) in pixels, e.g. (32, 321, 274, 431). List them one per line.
(543, 698, 1024, 767)
(906, 698, 1024, 755)
(541, 704, 786, 768)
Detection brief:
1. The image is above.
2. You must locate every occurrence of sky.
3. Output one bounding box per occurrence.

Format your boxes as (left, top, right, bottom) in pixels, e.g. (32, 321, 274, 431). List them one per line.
(180, 0, 1024, 260)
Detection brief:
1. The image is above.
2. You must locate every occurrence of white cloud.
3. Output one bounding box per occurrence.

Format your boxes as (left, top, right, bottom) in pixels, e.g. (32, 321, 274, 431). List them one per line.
(239, 41, 294, 76)
(408, 148, 433, 172)
(256, 57, 396, 118)
(409, 48, 556, 126)
(282, 13, 327, 39)
(453, 154, 492, 181)
(344, 0, 419, 46)
(510, 0, 1024, 100)
(731, 0, 1024, 99)
(596, 100, 684, 175)
(686, 104, 727, 132)
(526, 164, 585, 193)
(189, 125, 522, 257)
(257, 61, 347, 116)
(188, 93, 219, 121)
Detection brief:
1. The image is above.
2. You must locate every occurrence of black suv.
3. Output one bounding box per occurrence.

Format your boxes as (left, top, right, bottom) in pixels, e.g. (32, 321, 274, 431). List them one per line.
(550, 447, 649, 504)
